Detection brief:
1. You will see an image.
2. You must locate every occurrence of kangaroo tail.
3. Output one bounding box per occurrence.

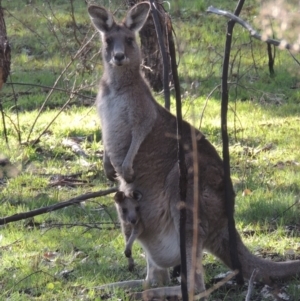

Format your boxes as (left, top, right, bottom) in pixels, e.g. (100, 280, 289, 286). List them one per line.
(206, 227, 300, 283)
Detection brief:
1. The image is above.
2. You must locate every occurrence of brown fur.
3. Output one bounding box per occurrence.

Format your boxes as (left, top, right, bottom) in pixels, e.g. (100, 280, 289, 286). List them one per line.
(88, 3, 300, 299)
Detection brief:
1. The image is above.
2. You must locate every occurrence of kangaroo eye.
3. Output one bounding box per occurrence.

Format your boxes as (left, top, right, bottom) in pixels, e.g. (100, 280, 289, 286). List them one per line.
(135, 206, 140, 212)
(106, 37, 112, 45)
(126, 37, 133, 45)
(122, 208, 127, 214)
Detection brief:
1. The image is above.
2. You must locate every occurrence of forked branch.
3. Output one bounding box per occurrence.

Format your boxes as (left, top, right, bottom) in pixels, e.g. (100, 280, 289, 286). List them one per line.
(207, 6, 298, 51)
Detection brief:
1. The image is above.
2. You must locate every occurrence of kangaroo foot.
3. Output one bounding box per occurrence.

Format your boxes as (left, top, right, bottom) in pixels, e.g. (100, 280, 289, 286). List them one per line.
(125, 248, 132, 258)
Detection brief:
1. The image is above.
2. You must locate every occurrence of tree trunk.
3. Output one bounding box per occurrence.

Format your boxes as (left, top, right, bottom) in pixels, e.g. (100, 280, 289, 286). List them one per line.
(0, 1, 11, 90)
(125, 0, 172, 92)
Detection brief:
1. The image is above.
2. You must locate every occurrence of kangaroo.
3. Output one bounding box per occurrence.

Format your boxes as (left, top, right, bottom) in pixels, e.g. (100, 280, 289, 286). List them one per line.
(88, 2, 300, 300)
(114, 190, 144, 272)
(88, 2, 157, 184)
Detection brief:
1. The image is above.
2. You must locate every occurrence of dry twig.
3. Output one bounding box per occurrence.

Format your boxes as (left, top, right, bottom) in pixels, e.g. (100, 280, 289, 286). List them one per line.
(194, 270, 239, 300)
(0, 187, 118, 225)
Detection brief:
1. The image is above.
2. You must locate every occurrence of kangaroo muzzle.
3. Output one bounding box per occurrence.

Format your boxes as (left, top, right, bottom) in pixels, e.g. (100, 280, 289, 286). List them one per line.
(111, 41, 128, 66)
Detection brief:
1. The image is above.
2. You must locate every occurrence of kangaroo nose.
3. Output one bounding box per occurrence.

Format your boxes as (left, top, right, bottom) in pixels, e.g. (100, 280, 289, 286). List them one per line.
(114, 52, 125, 62)
(130, 219, 136, 225)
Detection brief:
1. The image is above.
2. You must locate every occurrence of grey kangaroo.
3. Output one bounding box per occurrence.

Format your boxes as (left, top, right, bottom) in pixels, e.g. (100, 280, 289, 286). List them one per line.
(114, 190, 144, 272)
(88, 2, 300, 300)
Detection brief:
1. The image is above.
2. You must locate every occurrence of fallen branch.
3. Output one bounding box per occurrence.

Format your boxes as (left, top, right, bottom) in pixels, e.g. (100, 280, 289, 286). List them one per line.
(0, 239, 21, 250)
(62, 138, 89, 158)
(206, 6, 298, 51)
(43, 222, 119, 230)
(6, 82, 95, 100)
(0, 187, 118, 225)
(194, 270, 239, 300)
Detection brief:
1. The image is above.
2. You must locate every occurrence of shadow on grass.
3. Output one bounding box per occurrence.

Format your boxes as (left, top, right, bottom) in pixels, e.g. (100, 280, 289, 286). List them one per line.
(236, 184, 300, 226)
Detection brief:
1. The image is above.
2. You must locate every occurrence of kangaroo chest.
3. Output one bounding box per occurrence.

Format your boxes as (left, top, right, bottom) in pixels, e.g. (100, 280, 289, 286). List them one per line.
(97, 88, 132, 156)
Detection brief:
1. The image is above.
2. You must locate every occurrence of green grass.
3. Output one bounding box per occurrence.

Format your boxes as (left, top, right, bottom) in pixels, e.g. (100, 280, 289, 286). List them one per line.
(1, 0, 300, 300)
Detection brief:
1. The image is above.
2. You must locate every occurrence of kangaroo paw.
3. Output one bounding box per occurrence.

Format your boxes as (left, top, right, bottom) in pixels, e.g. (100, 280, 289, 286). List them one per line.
(122, 163, 135, 183)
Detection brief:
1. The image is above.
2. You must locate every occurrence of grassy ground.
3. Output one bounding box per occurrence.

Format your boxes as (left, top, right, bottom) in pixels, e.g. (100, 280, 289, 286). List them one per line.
(1, 0, 300, 300)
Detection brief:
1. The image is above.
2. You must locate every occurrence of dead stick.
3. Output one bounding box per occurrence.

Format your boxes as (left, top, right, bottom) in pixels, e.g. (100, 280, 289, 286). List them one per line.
(220, 0, 245, 285)
(167, 10, 188, 301)
(194, 270, 238, 300)
(0, 187, 118, 225)
(6, 82, 95, 99)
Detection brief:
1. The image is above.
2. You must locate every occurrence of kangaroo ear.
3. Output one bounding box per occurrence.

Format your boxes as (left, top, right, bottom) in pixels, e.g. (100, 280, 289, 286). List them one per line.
(114, 191, 125, 203)
(132, 190, 143, 201)
(88, 5, 115, 33)
(124, 2, 150, 32)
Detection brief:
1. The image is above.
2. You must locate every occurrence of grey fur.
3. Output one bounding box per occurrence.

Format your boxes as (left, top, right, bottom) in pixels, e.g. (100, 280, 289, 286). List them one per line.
(88, 2, 300, 300)
(114, 190, 144, 272)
